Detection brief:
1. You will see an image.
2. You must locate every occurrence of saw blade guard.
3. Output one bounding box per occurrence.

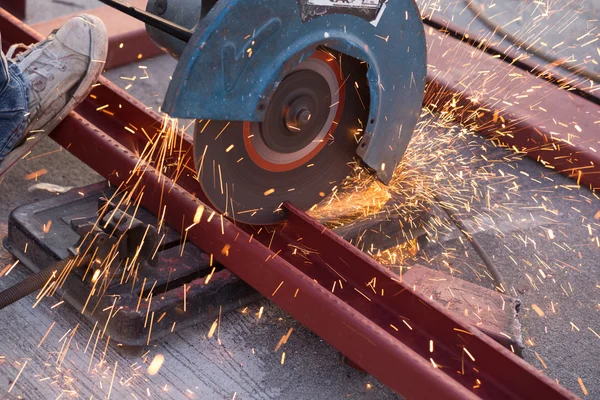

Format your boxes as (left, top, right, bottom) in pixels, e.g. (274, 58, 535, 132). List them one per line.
(193, 49, 370, 224)
(161, 0, 427, 184)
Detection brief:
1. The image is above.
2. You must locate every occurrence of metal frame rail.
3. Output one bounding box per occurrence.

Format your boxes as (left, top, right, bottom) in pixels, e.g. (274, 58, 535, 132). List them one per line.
(424, 19, 600, 190)
(0, 0, 25, 20)
(0, 8, 580, 400)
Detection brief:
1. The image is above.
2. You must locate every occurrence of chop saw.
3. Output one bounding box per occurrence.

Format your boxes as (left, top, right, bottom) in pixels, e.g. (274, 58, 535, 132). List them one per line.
(99, 0, 427, 225)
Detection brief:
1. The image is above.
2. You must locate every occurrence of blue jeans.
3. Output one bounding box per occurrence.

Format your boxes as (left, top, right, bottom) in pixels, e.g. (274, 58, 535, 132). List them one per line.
(0, 34, 29, 163)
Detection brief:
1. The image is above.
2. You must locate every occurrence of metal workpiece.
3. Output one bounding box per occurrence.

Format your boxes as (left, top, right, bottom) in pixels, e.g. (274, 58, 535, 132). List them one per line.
(47, 72, 576, 400)
(49, 109, 577, 397)
(0, 6, 589, 399)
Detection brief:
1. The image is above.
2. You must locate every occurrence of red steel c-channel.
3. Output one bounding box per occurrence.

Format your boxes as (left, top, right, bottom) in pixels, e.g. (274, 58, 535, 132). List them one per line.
(0, 8, 579, 400)
(0, 0, 25, 20)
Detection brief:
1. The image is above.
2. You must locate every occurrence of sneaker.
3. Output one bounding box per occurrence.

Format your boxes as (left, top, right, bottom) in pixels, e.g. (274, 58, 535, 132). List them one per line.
(0, 14, 108, 177)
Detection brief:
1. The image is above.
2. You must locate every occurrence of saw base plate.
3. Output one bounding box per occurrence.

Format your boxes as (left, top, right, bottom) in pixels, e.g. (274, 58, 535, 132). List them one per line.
(3, 182, 260, 357)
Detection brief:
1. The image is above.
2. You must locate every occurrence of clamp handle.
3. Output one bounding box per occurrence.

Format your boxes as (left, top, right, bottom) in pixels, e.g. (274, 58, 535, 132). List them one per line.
(97, 0, 194, 42)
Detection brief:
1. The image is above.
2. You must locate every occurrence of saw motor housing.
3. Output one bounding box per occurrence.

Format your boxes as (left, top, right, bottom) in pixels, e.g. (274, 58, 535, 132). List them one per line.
(145, 0, 426, 185)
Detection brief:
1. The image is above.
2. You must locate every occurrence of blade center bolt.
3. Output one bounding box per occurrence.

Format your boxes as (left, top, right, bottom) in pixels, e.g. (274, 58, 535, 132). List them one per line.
(285, 105, 312, 132)
(297, 109, 312, 125)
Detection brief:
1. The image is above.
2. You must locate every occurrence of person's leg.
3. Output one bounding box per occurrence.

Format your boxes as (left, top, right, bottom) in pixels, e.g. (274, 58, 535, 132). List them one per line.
(0, 34, 29, 161)
(0, 16, 107, 175)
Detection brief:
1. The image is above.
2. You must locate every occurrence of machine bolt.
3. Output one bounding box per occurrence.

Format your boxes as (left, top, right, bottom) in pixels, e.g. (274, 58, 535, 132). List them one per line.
(155, 0, 168, 15)
(297, 109, 312, 125)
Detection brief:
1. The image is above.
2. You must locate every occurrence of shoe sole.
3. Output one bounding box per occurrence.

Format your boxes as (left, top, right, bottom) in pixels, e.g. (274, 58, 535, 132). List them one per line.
(0, 15, 108, 179)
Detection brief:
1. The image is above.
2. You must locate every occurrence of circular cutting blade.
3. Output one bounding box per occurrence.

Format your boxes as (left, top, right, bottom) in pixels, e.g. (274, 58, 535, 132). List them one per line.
(194, 50, 369, 225)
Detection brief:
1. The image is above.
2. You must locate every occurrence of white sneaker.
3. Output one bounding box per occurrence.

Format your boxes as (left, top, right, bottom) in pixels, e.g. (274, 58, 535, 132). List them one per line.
(0, 14, 108, 177)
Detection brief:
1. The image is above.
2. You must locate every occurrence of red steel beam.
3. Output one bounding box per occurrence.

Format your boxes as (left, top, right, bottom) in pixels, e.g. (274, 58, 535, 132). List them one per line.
(423, 17, 599, 102)
(424, 19, 600, 190)
(0, 8, 581, 400)
(0, 0, 25, 20)
(48, 112, 577, 399)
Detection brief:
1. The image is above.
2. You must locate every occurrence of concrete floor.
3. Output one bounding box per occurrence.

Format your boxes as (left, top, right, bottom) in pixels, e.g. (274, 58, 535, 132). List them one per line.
(0, 0, 597, 399)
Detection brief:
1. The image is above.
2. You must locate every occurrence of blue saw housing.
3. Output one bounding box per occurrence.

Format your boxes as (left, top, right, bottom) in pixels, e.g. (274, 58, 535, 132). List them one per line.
(162, 0, 426, 184)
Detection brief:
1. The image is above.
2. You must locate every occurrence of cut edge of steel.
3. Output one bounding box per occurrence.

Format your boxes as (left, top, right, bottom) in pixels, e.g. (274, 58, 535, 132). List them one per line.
(0, 8, 579, 400)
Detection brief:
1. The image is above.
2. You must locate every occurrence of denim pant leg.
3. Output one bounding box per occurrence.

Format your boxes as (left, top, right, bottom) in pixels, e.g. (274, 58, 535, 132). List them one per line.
(0, 34, 29, 162)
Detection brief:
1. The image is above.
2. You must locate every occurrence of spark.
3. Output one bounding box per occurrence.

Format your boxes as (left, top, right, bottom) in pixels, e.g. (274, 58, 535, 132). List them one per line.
(205, 267, 216, 284)
(207, 319, 218, 338)
(42, 220, 52, 233)
(147, 354, 165, 376)
(91, 269, 101, 283)
(25, 168, 48, 180)
(3, 260, 19, 276)
(272, 281, 284, 297)
(531, 304, 545, 317)
(107, 361, 118, 399)
(535, 352, 548, 369)
(8, 360, 27, 393)
(221, 244, 231, 256)
(38, 322, 56, 348)
(454, 328, 473, 335)
(463, 347, 475, 362)
(147, 311, 155, 345)
(183, 284, 187, 312)
(50, 300, 64, 309)
(570, 322, 581, 332)
(578, 377, 588, 396)
(274, 328, 294, 352)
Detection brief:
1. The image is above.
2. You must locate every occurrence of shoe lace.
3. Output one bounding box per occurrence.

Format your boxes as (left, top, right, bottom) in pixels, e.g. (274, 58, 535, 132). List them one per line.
(5, 43, 30, 60)
(7, 42, 68, 124)
(7, 42, 67, 81)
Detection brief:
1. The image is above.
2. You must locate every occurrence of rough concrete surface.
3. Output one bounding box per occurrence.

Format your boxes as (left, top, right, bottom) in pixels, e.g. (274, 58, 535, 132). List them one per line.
(0, 0, 597, 399)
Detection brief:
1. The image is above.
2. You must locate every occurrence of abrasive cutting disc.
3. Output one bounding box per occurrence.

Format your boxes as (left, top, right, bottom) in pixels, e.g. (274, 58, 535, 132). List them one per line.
(194, 50, 368, 225)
